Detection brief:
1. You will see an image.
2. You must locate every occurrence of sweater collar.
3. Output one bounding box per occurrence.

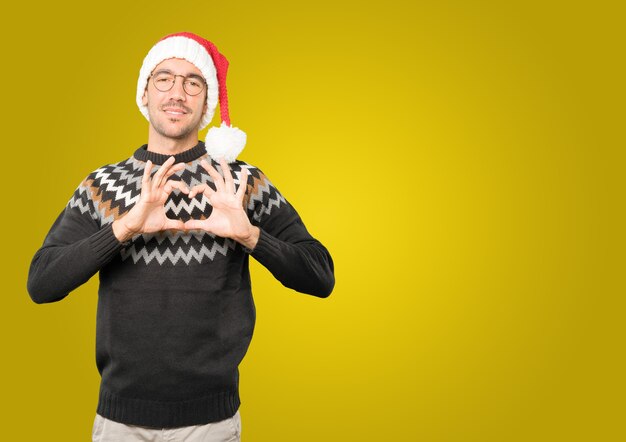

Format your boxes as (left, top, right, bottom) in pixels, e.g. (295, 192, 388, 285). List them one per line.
(133, 141, 207, 165)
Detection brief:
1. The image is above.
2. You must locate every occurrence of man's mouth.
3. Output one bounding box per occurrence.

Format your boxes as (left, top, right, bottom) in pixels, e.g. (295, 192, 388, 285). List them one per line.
(162, 106, 189, 116)
(161, 104, 190, 116)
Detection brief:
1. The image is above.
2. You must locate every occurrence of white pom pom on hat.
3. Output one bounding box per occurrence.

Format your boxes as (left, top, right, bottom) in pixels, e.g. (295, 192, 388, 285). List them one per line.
(136, 32, 246, 163)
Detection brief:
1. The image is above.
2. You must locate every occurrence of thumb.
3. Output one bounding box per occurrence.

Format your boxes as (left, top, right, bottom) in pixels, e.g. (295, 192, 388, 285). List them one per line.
(163, 219, 185, 231)
(183, 219, 207, 231)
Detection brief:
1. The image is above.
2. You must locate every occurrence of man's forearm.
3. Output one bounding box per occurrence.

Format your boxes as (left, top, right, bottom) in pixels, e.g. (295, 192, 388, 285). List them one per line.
(28, 216, 124, 304)
(249, 228, 335, 298)
(28, 161, 137, 304)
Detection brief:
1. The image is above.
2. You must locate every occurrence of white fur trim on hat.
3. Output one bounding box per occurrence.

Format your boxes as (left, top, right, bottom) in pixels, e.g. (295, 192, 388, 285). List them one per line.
(205, 122, 246, 163)
(136, 36, 218, 130)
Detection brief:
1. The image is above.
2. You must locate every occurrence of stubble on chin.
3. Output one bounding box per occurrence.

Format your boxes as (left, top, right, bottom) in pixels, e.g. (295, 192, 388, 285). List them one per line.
(148, 109, 199, 140)
(155, 119, 194, 140)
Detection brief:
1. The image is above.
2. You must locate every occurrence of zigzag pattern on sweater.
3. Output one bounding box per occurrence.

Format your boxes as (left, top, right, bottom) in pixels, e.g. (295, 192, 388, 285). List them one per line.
(120, 232, 237, 265)
(67, 154, 286, 266)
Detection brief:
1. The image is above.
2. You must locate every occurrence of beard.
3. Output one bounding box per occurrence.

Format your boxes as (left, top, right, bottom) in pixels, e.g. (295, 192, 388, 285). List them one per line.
(146, 101, 203, 140)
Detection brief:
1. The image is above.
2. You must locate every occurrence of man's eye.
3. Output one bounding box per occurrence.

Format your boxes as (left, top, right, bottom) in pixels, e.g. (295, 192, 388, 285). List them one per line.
(187, 80, 200, 87)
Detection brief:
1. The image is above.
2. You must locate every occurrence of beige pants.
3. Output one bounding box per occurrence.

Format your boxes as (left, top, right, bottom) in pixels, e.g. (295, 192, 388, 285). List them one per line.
(92, 409, 242, 442)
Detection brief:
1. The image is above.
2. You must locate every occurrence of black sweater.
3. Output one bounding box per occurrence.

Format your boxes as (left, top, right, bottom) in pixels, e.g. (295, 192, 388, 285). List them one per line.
(27, 141, 334, 427)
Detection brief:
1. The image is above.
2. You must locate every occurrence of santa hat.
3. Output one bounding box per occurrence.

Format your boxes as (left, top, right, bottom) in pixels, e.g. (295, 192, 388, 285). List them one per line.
(136, 32, 246, 162)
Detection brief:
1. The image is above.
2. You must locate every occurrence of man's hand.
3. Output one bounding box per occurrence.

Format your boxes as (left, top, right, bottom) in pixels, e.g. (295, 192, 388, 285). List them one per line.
(183, 158, 260, 250)
(112, 156, 189, 242)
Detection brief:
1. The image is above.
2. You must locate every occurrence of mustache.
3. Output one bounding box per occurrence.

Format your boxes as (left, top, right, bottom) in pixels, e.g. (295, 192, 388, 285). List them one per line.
(161, 102, 192, 113)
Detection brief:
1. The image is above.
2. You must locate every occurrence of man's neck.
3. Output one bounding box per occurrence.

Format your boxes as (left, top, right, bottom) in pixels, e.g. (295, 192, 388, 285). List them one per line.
(146, 127, 200, 156)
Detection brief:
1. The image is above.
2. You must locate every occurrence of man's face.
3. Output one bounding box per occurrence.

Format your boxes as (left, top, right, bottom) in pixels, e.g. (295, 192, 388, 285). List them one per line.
(142, 58, 208, 140)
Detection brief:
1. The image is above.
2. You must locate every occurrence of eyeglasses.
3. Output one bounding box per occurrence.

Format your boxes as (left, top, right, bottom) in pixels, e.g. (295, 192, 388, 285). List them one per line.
(150, 72, 205, 96)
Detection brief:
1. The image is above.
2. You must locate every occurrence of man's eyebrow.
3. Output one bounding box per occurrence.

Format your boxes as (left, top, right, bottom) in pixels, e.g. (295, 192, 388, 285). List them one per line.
(153, 69, 173, 76)
(153, 69, 205, 81)
(186, 73, 205, 81)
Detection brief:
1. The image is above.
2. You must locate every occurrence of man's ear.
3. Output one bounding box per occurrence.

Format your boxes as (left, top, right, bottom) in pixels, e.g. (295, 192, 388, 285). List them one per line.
(142, 88, 148, 106)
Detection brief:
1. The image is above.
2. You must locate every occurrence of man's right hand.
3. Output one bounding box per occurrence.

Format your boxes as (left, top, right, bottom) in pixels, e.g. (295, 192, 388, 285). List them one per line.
(112, 156, 189, 243)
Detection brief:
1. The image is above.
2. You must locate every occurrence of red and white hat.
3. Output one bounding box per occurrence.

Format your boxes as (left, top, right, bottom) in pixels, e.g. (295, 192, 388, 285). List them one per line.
(136, 32, 246, 162)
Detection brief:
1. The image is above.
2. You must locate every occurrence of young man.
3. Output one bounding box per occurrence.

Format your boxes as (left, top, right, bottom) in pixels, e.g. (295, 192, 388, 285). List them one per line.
(27, 32, 335, 442)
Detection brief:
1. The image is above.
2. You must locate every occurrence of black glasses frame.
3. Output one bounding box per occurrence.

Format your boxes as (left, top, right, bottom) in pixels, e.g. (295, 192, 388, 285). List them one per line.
(150, 73, 206, 96)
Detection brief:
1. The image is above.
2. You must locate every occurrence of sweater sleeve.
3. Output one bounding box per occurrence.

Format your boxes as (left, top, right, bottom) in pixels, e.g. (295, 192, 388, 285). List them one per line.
(27, 176, 126, 304)
(244, 168, 335, 298)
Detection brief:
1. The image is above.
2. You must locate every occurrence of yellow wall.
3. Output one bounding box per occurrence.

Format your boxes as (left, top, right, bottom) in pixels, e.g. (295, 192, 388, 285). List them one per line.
(3, 1, 624, 440)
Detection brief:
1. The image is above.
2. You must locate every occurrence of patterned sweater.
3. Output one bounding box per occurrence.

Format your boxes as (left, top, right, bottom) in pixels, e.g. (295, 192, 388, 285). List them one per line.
(27, 141, 335, 427)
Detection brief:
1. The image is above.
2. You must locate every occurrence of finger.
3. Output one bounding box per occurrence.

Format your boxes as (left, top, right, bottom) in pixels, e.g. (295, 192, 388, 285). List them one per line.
(163, 219, 185, 231)
(164, 179, 190, 194)
(157, 156, 178, 185)
(200, 159, 225, 193)
(189, 184, 214, 199)
(152, 156, 176, 192)
(183, 219, 206, 231)
(163, 181, 173, 195)
(220, 158, 235, 194)
(163, 162, 186, 180)
(235, 167, 248, 201)
(142, 160, 153, 190)
(200, 159, 224, 191)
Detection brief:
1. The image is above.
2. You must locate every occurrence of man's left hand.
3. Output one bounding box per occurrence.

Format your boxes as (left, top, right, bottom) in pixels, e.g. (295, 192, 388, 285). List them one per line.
(183, 158, 260, 250)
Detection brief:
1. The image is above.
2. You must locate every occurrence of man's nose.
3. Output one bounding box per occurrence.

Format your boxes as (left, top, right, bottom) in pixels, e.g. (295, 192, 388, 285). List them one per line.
(168, 77, 187, 99)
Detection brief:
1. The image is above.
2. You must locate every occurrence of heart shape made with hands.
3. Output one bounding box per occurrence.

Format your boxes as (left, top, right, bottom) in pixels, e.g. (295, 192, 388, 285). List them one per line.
(127, 156, 252, 238)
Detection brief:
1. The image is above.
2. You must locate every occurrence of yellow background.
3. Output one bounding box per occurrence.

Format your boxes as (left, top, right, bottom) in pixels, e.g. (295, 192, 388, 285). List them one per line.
(2, 0, 624, 440)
